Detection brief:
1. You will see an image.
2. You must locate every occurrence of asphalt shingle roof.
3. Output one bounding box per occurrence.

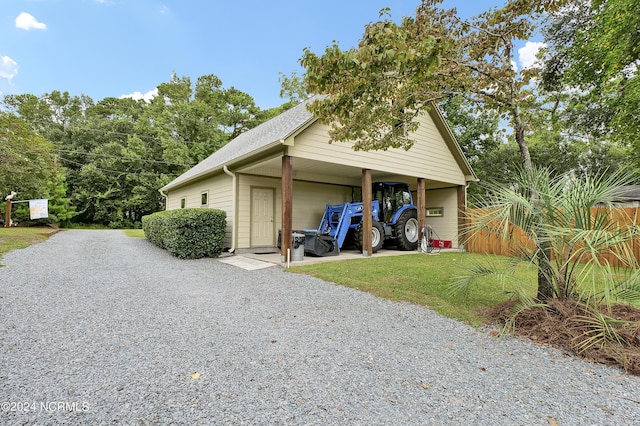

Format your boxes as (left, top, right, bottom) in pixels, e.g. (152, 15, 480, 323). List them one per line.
(161, 95, 319, 191)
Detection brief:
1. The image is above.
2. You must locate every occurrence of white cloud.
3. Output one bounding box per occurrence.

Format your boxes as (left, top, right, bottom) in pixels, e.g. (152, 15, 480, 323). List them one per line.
(159, 5, 170, 14)
(511, 60, 518, 72)
(0, 56, 19, 80)
(15, 12, 47, 31)
(518, 41, 546, 69)
(120, 88, 158, 102)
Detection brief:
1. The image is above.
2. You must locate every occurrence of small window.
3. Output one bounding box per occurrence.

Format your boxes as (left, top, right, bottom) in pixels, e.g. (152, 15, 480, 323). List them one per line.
(426, 207, 444, 217)
(201, 192, 208, 206)
(180, 197, 186, 209)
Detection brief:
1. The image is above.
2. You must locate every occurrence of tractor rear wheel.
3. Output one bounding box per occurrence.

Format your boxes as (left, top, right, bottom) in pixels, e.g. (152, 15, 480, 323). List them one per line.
(395, 209, 419, 251)
(355, 220, 384, 253)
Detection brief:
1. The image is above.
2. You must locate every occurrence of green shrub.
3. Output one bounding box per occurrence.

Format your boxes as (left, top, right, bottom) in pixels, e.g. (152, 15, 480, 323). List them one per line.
(142, 211, 170, 248)
(142, 209, 226, 259)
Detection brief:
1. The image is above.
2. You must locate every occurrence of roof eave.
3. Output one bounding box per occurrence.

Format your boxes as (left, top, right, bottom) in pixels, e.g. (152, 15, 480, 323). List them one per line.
(160, 140, 282, 192)
(427, 103, 479, 182)
(161, 115, 318, 193)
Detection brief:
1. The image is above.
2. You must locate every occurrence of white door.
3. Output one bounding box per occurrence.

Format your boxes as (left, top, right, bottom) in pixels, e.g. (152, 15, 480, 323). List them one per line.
(251, 187, 274, 247)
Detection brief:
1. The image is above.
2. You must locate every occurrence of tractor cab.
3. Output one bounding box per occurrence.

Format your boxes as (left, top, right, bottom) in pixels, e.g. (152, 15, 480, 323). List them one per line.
(373, 182, 413, 223)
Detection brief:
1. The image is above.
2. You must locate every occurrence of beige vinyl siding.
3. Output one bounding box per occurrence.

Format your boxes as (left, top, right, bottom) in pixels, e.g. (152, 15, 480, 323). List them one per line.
(235, 164, 281, 179)
(289, 113, 466, 185)
(165, 192, 182, 211)
(291, 181, 352, 231)
(424, 187, 460, 247)
(239, 163, 361, 188)
(165, 173, 233, 247)
(294, 168, 360, 187)
(237, 174, 353, 249)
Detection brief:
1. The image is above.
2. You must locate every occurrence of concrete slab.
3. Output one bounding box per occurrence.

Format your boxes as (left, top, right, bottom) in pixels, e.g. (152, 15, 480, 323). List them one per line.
(239, 248, 456, 268)
(217, 256, 277, 270)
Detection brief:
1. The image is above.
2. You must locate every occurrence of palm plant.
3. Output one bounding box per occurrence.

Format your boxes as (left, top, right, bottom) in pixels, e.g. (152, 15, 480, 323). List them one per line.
(451, 167, 640, 357)
(455, 167, 640, 300)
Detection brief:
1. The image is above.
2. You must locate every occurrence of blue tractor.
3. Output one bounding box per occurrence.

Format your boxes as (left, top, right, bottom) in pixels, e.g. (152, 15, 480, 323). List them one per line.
(304, 182, 420, 256)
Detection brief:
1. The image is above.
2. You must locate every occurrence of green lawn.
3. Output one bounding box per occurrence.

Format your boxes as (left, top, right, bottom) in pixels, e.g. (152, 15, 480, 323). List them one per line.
(0, 227, 59, 265)
(123, 229, 145, 238)
(288, 252, 538, 326)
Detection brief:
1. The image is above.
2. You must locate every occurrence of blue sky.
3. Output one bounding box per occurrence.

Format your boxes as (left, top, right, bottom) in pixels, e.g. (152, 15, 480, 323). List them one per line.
(1, 0, 540, 110)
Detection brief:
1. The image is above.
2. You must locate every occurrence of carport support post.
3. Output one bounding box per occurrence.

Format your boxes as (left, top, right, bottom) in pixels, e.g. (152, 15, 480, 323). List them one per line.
(362, 169, 372, 257)
(457, 185, 466, 250)
(281, 155, 293, 263)
(417, 178, 426, 244)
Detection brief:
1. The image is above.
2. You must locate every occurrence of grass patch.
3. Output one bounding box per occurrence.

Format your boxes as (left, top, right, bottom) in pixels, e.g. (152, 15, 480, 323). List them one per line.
(123, 229, 145, 238)
(62, 223, 110, 229)
(0, 228, 143, 266)
(0, 227, 60, 266)
(288, 252, 537, 327)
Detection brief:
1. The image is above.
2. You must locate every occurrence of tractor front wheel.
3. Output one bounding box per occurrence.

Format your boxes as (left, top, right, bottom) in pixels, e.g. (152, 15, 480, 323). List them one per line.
(395, 209, 419, 251)
(355, 220, 384, 253)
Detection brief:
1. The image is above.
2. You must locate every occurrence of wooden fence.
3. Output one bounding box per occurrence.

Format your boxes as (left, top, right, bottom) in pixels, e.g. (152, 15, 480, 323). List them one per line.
(464, 207, 640, 267)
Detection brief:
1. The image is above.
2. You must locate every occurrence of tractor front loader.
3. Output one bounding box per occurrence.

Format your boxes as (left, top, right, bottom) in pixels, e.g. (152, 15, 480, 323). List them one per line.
(303, 182, 420, 256)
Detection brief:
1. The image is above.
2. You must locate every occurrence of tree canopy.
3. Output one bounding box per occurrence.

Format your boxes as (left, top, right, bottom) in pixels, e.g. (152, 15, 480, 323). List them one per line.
(0, 113, 58, 199)
(300, 0, 563, 169)
(1, 73, 286, 227)
(541, 0, 640, 161)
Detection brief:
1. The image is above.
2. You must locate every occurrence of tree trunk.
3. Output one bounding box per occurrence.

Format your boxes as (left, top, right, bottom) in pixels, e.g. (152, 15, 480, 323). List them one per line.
(513, 106, 553, 298)
(536, 241, 555, 301)
(513, 106, 533, 171)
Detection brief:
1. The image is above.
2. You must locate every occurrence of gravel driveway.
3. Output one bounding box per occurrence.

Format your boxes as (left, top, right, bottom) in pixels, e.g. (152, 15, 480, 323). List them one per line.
(1, 230, 639, 425)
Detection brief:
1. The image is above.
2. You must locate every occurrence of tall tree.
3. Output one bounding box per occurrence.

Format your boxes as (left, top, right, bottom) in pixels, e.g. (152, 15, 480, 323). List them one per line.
(300, 0, 559, 166)
(541, 0, 640, 161)
(0, 113, 59, 200)
(438, 97, 502, 199)
(300, 0, 563, 299)
(278, 71, 309, 104)
(1, 72, 281, 227)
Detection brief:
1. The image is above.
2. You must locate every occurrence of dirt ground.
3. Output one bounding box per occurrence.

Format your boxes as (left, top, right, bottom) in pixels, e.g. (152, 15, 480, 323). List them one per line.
(488, 300, 640, 374)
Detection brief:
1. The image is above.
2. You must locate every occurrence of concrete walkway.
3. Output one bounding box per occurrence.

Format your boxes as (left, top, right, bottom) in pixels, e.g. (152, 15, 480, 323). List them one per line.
(239, 247, 451, 268)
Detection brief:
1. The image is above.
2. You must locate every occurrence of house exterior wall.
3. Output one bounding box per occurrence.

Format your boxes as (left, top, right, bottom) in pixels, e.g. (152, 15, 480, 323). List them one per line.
(292, 181, 352, 230)
(164, 173, 233, 248)
(236, 174, 352, 249)
(288, 113, 467, 186)
(424, 187, 460, 247)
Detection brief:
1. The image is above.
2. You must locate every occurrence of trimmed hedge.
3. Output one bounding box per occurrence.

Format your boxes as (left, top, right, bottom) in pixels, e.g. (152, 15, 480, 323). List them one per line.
(142, 208, 226, 259)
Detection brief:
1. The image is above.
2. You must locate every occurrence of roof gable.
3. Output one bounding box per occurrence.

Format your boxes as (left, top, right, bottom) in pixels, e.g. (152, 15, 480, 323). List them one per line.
(161, 95, 477, 192)
(161, 95, 318, 191)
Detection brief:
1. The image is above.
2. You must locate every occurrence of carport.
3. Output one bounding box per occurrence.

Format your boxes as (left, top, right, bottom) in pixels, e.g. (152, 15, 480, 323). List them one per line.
(159, 95, 476, 262)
